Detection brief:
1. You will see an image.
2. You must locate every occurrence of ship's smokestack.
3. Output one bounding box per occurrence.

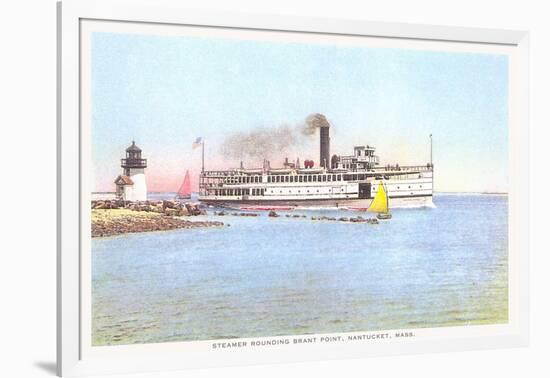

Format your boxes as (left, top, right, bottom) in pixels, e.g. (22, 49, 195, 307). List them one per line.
(305, 113, 331, 169)
(320, 126, 330, 169)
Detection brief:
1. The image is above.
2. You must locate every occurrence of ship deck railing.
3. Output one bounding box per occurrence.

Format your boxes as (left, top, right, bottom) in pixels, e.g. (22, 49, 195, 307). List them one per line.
(200, 164, 432, 177)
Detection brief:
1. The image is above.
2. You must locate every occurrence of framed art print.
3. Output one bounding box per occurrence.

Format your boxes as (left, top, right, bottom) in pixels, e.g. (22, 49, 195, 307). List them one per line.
(57, 0, 529, 376)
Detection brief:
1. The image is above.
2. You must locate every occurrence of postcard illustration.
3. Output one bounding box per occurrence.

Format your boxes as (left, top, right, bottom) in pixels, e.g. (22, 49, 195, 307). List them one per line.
(88, 27, 509, 347)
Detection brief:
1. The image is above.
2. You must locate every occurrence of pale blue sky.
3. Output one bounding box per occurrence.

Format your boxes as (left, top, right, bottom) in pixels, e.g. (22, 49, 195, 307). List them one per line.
(91, 32, 508, 193)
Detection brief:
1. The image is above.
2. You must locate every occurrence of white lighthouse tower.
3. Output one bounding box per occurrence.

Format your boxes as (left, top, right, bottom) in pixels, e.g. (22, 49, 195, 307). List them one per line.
(114, 141, 148, 201)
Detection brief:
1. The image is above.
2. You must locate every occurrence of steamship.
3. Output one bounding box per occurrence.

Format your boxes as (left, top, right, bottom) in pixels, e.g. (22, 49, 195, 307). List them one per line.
(198, 122, 433, 210)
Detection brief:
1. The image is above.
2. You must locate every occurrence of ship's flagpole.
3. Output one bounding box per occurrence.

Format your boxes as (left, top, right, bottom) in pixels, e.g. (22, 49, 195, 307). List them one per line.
(202, 139, 205, 173)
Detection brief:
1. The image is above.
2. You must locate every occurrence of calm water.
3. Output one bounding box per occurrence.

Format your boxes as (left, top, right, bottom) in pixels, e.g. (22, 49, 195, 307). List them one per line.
(92, 194, 508, 346)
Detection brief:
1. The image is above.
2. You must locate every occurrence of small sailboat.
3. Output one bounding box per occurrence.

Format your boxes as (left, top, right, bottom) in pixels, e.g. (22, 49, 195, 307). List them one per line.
(368, 181, 392, 220)
(176, 170, 192, 200)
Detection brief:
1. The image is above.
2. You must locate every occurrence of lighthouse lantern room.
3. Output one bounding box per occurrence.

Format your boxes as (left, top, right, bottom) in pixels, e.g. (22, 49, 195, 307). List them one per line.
(115, 141, 148, 201)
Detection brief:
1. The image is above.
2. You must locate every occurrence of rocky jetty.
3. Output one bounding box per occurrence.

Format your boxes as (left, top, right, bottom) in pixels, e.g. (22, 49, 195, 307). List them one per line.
(310, 215, 379, 224)
(91, 199, 205, 216)
(91, 200, 222, 238)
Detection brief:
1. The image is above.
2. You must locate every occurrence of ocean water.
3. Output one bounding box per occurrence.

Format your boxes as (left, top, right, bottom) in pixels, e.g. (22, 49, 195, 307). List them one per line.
(92, 194, 508, 346)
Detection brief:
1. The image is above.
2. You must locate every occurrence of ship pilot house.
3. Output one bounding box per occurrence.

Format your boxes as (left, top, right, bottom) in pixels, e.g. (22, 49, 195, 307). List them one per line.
(114, 141, 148, 201)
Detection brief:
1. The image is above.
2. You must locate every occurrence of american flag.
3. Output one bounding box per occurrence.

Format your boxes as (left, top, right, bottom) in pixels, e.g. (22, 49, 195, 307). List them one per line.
(192, 137, 203, 149)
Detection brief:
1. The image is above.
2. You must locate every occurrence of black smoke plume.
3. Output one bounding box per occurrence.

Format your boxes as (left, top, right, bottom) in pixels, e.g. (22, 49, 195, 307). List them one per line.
(221, 113, 331, 162)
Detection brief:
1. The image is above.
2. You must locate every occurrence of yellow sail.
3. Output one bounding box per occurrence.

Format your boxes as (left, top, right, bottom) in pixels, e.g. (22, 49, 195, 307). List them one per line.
(368, 181, 389, 213)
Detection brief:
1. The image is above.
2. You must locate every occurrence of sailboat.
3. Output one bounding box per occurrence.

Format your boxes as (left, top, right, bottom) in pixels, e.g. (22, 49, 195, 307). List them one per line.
(176, 170, 192, 200)
(368, 181, 392, 220)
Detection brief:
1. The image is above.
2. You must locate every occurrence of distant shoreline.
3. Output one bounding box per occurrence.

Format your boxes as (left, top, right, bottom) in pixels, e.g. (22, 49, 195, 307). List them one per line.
(92, 191, 508, 196)
(434, 191, 508, 196)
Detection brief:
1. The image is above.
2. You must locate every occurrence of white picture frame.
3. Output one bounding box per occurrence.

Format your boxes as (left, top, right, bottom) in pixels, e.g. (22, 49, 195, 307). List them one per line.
(57, 0, 530, 376)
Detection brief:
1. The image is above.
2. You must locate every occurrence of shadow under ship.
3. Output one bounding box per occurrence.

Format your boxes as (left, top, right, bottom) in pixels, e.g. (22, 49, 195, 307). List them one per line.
(198, 120, 433, 210)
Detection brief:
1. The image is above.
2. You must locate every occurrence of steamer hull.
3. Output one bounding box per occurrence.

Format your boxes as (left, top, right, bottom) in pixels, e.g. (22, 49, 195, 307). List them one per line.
(199, 170, 434, 210)
(201, 195, 433, 210)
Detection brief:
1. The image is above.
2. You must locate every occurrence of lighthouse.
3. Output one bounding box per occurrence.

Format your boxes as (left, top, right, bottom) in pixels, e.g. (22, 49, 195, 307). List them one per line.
(114, 141, 148, 201)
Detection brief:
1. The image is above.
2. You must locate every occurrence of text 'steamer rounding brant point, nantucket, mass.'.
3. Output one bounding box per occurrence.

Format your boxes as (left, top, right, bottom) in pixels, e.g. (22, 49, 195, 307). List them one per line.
(198, 114, 434, 210)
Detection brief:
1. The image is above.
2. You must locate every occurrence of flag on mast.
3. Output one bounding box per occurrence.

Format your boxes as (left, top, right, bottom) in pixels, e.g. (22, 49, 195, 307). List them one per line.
(192, 137, 203, 149)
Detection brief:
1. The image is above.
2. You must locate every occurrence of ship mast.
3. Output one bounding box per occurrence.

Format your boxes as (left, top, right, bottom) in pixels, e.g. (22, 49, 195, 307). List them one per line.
(430, 134, 434, 193)
(430, 134, 433, 166)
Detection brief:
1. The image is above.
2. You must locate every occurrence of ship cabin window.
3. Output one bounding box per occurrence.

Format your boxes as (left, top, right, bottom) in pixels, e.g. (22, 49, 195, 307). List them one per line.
(299, 176, 303, 182)
(308, 175, 312, 182)
(328, 175, 332, 182)
(285, 176, 289, 182)
(313, 175, 317, 182)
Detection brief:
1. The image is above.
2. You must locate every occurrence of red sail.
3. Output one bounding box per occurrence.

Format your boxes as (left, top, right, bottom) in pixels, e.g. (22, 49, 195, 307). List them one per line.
(177, 170, 192, 198)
